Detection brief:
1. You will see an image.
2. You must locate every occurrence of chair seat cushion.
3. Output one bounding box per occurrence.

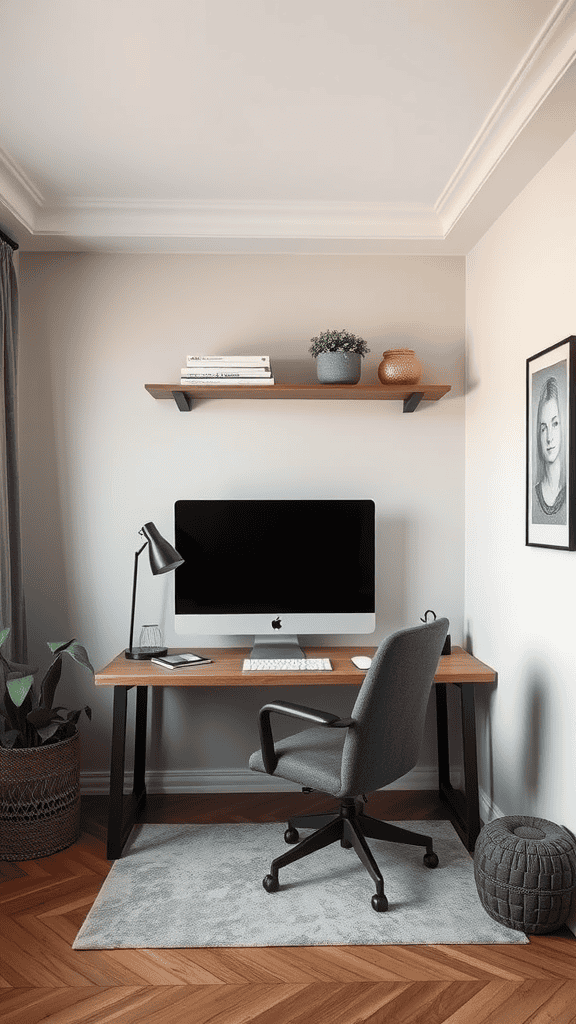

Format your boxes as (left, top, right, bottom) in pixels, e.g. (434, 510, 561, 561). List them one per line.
(249, 726, 346, 797)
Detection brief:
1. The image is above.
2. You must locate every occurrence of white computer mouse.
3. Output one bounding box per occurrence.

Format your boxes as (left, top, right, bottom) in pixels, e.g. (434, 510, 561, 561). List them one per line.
(351, 655, 372, 670)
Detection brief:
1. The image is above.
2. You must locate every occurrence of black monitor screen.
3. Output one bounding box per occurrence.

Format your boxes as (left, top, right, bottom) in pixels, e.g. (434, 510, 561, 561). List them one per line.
(174, 499, 375, 615)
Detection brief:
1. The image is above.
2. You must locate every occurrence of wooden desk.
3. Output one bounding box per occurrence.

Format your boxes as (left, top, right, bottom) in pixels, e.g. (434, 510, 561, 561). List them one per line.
(95, 645, 496, 858)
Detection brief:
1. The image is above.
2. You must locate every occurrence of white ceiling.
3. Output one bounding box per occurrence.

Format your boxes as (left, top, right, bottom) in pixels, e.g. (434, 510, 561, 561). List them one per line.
(1, 0, 576, 254)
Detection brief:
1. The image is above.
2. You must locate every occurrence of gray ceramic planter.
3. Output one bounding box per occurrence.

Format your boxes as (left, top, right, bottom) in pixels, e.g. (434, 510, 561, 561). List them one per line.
(316, 351, 362, 384)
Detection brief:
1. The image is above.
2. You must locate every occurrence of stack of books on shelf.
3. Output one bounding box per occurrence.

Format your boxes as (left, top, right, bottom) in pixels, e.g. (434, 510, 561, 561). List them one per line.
(180, 355, 274, 385)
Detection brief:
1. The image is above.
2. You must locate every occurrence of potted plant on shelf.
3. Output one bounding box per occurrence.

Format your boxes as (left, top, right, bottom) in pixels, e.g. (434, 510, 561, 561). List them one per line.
(309, 329, 370, 384)
(0, 628, 93, 861)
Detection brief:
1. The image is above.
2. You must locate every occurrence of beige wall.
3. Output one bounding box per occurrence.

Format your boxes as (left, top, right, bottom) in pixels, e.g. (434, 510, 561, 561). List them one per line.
(466, 129, 576, 863)
(18, 253, 465, 787)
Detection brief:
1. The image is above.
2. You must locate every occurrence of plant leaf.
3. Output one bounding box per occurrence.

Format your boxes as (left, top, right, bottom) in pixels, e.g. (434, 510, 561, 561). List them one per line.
(0, 729, 21, 749)
(64, 704, 91, 725)
(47, 640, 75, 655)
(61, 641, 95, 675)
(1, 689, 22, 732)
(40, 642, 94, 710)
(0, 627, 10, 649)
(39, 658, 62, 710)
(27, 707, 65, 729)
(7, 675, 35, 708)
(38, 721, 64, 743)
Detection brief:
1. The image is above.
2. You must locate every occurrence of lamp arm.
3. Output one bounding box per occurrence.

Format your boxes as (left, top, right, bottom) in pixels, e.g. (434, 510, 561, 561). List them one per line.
(128, 542, 148, 654)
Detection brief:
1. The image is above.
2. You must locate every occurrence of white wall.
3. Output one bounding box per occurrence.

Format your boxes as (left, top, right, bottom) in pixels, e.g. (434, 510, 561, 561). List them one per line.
(466, 131, 576, 848)
(17, 253, 465, 788)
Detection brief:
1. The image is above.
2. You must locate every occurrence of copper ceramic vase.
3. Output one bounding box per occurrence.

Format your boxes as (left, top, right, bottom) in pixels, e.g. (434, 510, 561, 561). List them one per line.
(377, 349, 422, 385)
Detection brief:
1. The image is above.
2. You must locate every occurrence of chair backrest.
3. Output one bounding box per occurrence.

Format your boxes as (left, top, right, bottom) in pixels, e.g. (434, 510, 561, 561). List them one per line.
(339, 617, 449, 797)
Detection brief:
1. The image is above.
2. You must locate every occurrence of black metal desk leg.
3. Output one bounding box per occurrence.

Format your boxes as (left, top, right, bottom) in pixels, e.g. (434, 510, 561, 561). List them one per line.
(133, 686, 148, 802)
(435, 683, 450, 791)
(460, 683, 481, 850)
(435, 682, 481, 853)
(107, 685, 149, 860)
(107, 686, 129, 860)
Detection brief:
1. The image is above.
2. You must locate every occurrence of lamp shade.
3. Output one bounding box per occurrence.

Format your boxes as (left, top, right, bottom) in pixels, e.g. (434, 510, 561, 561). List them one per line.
(141, 522, 184, 574)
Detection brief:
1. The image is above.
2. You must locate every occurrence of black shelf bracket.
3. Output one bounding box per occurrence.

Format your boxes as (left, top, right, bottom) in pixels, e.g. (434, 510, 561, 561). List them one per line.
(172, 390, 193, 411)
(403, 392, 424, 413)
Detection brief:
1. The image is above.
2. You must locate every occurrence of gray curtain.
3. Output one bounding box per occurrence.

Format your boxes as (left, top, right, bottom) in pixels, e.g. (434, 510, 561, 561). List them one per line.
(0, 239, 26, 660)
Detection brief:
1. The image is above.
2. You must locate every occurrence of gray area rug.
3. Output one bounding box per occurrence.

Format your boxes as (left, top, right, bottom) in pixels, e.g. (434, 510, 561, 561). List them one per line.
(74, 821, 529, 948)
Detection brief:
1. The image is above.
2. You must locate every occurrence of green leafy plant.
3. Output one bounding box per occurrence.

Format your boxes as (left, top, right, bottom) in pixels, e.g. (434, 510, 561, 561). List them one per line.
(309, 329, 370, 358)
(0, 627, 93, 749)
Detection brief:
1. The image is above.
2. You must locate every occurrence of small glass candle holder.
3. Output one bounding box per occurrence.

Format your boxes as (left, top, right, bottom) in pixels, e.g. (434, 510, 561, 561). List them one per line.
(139, 624, 163, 649)
(127, 623, 167, 659)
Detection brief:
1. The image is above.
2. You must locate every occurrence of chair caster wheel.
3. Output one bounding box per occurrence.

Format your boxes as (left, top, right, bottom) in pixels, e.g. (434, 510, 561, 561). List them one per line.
(284, 827, 299, 844)
(423, 852, 439, 868)
(371, 893, 388, 912)
(263, 874, 279, 893)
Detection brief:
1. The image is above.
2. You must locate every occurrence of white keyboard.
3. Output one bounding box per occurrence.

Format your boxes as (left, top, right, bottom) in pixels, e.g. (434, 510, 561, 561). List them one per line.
(242, 657, 333, 672)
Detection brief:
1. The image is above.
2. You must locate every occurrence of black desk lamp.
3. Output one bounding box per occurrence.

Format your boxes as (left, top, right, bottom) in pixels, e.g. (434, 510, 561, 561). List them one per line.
(125, 522, 184, 660)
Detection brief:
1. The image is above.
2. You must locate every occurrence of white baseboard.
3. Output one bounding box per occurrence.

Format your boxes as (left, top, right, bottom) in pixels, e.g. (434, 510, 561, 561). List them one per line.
(478, 787, 506, 826)
(80, 770, 300, 795)
(80, 765, 454, 795)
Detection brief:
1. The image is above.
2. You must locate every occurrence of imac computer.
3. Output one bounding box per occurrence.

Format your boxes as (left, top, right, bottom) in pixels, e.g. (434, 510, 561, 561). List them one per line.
(174, 499, 375, 658)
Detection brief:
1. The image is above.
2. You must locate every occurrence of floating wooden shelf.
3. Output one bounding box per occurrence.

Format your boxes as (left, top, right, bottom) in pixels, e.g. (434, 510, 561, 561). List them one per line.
(145, 382, 451, 413)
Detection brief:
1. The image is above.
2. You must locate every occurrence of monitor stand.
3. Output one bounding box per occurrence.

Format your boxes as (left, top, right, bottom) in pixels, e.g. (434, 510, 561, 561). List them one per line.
(250, 634, 305, 660)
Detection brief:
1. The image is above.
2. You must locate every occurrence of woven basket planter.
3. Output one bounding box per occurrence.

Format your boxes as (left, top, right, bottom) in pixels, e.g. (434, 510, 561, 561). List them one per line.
(0, 732, 81, 861)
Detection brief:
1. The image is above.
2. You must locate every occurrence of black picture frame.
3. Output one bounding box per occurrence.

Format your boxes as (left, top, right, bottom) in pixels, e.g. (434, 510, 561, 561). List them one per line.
(526, 335, 576, 549)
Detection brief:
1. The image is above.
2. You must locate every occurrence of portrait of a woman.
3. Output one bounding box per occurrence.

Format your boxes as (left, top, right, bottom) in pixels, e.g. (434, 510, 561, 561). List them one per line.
(532, 375, 566, 525)
(527, 336, 575, 549)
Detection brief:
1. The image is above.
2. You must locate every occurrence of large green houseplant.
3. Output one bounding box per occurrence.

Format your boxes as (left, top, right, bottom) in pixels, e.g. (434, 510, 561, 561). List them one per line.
(0, 627, 94, 861)
(309, 329, 369, 384)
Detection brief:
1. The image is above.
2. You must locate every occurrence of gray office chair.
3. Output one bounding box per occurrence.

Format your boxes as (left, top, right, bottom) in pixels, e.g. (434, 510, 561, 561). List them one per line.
(249, 617, 449, 911)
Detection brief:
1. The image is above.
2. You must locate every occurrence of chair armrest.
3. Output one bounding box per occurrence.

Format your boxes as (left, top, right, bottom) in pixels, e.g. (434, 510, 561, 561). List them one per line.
(258, 700, 355, 774)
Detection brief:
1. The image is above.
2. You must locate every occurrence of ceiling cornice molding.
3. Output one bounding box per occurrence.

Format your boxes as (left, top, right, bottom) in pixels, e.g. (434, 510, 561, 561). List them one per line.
(35, 198, 443, 243)
(436, 0, 576, 235)
(0, 145, 44, 233)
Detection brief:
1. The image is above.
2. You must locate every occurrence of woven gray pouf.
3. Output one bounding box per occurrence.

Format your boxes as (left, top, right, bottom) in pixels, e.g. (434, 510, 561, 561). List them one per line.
(474, 815, 576, 934)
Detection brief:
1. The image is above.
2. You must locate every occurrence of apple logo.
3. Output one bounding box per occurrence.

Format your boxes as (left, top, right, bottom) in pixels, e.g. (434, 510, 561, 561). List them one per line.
(272, 616, 282, 630)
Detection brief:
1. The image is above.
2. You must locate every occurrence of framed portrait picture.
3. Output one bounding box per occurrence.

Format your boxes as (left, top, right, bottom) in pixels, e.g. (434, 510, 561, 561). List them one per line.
(526, 335, 576, 549)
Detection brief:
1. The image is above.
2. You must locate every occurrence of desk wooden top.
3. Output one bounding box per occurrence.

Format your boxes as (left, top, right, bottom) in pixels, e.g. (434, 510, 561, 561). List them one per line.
(95, 646, 496, 688)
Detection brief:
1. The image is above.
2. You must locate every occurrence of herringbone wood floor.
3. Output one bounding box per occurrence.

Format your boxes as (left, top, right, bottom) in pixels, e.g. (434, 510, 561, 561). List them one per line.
(1, 792, 575, 1024)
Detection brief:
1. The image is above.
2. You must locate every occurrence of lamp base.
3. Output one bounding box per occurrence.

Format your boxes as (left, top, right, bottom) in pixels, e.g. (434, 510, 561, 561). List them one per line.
(125, 646, 168, 660)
